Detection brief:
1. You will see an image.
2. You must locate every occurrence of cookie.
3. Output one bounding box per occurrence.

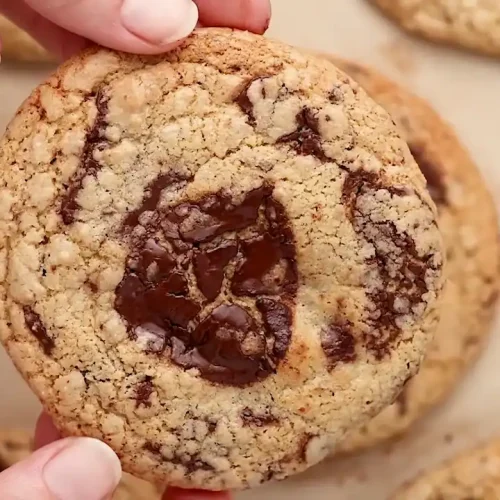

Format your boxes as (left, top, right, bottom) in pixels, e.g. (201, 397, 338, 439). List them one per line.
(317, 56, 499, 452)
(369, 0, 500, 57)
(0, 428, 160, 499)
(0, 28, 443, 490)
(0, 16, 53, 63)
(392, 438, 500, 499)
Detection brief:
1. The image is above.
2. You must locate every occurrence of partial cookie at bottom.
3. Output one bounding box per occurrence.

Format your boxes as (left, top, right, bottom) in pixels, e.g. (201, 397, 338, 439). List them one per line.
(392, 438, 500, 499)
(317, 56, 499, 452)
(0, 428, 160, 499)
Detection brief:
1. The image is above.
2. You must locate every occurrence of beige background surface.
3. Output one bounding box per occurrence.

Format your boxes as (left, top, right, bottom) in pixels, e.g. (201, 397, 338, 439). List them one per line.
(1, 0, 500, 498)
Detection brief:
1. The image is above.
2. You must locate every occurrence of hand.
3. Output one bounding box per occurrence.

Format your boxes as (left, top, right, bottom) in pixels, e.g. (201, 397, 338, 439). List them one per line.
(0, 412, 230, 499)
(0, 0, 271, 59)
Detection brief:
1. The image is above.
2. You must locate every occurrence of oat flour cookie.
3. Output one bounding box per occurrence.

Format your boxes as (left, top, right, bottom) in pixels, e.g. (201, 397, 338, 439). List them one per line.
(369, 0, 500, 57)
(0, 428, 160, 499)
(392, 438, 500, 499)
(0, 16, 53, 63)
(319, 57, 499, 452)
(0, 29, 443, 489)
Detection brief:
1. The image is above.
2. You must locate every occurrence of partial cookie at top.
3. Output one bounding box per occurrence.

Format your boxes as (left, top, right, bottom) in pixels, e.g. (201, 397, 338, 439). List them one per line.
(0, 16, 53, 63)
(369, 0, 500, 57)
(392, 438, 500, 499)
(0, 29, 443, 490)
(0, 428, 160, 499)
(318, 56, 499, 452)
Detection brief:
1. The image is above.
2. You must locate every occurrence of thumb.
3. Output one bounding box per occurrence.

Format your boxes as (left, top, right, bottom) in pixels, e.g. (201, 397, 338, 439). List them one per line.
(24, 0, 199, 54)
(0, 437, 122, 500)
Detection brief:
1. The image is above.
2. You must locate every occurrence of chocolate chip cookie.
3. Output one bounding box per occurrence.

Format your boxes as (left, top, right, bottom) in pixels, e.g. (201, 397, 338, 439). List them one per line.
(0, 28, 443, 489)
(369, 0, 500, 57)
(0, 16, 53, 63)
(318, 57, 499, 452)
(0, 428, 160, 499)
(392, 438, 500, 499)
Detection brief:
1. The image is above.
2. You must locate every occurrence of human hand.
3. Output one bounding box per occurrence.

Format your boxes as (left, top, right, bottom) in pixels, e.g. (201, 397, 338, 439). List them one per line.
(0, 0, 271, 59)
(0, 412, 230, 499)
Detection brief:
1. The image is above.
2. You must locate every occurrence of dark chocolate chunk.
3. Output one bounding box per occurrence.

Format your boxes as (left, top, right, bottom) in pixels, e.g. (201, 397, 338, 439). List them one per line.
(114, 181, 298, 386)
(235, 78, 261, 124)
(241, 407, 279, 427)
(60, 90, 109, 225)
(321, 321, 357, 368)
(23, 307, 55, 355)
(409, 144, 447, 205)
(135, 376, 154, 408)
(341, 169, 439, 358)
(277, 107, 328, 161)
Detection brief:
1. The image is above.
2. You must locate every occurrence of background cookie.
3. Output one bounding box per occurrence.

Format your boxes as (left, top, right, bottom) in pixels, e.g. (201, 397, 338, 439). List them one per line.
(0, 428, 160, 499)
(368, 0, 500, 57)
(0, 16, 53, 63)
(0, 29, 443, 490)
(392, 438, 500, 499)
(317, 56, 499, 452)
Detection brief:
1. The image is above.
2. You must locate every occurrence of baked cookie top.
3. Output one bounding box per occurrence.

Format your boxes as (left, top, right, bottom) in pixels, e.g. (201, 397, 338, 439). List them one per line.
(369, 0, 500, 57)
(0, 428, 160, 499)
(0, 16, 53, 63)
(322, 58, 499, 452)
(0, 29, 443, 489)
(392, 438, 500, 499)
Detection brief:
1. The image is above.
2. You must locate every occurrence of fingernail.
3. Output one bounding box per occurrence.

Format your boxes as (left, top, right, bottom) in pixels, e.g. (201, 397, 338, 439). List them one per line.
(43, 438, 122, 500)
(121, 0, 199, 45)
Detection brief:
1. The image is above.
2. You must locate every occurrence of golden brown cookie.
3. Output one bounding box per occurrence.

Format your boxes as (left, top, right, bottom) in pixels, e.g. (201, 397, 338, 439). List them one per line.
(392, 438, 500, 499)
(369, 0, 500, 57)
(0, 29, 443, 489)
(0, 428, 160, 499)
(317, 56, 499, 452)
(0, 16, 53, 63)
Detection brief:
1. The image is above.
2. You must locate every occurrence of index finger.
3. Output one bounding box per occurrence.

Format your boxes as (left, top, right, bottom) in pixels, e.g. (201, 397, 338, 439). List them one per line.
(196, 0, 271, 34)
(163, 487, 232, 499)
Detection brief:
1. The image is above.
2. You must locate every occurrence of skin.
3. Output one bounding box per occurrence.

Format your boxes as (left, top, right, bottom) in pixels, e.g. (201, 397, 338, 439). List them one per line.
(0, 1, 271, 498)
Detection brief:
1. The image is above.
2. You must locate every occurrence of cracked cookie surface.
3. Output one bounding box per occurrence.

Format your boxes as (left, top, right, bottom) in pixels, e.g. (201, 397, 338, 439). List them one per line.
(0, 428, 160, 499)
(392, 438, 500, 499)
(369, 0, 500, 57)
(320, 57, 499, 452)
(0, 29, 443, 489)
(0, 16, 53, 63)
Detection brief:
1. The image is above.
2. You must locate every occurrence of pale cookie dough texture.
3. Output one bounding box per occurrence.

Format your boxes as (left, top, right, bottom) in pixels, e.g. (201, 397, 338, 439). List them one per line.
(0, 29, 443, 490)
(0, 16, 53, 63)
(319, 57, 499, 453)
(0, 428, 160, 499)
(369, 0, 500, 57)
(392, 438, 500, 499)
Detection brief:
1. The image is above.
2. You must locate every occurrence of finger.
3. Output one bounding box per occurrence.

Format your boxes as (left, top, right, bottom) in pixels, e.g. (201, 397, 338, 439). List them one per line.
(22, 0, 199, 54)
(34, 412, 62, 450)
(0, 0, 89, 60)
(163, 488, 232, 499)
(196, 0, 271, 34)
(0, 437, 121, 500)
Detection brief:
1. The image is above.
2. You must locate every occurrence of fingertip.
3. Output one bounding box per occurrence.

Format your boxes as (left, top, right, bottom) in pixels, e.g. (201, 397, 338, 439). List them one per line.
(34, 412, 61, 450)
(163, 487, 232, 499)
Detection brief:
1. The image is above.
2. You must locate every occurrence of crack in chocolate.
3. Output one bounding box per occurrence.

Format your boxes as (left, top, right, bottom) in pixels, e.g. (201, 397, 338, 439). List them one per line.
(23, 307, 55, 355)
(114, 179, 297, 386)
(409, 144, 447, 205)
(277, 107, 329, 161)
(60, 90, 109, 225)
(341, 169, 438, 358)
(321, 321, 357, 368)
